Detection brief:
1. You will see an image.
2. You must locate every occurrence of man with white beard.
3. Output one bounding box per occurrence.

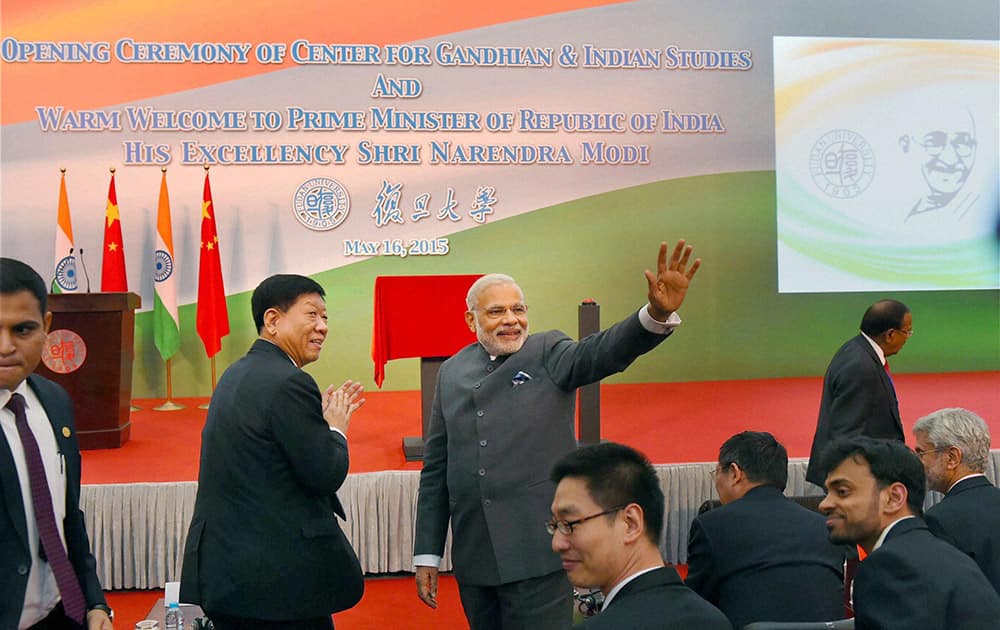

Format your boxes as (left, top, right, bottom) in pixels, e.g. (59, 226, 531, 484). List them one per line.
(413, 239, 701, 630)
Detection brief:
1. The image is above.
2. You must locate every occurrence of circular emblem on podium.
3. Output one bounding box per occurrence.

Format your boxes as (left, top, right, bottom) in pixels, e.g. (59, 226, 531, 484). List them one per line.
(292, 177, 350, 231)
(42, 329, 87, 374)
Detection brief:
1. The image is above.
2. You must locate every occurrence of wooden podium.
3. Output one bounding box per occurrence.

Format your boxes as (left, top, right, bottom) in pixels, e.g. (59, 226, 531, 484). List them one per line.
(36, 292, 141, 450)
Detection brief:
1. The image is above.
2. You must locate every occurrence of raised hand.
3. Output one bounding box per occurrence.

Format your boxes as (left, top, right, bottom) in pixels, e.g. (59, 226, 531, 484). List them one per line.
(644, 239, 701, 321)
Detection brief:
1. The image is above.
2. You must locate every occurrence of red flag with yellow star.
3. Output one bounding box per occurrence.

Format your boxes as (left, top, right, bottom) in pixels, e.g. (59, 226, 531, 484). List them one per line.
(196, 170, 229, 357)
(100, 171, 128, 291)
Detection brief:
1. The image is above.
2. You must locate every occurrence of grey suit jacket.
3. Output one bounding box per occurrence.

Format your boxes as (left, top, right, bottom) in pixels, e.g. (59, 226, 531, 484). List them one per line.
(414, 311, 667, 585)
(925, 475, 1000, 595)
(807, 334, 902, 486)
(0, 374, 106, 629)
(180, 340, 363, 620)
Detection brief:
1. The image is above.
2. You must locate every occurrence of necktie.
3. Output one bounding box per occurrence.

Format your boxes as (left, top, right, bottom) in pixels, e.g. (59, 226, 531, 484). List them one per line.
(7, 393, 87, 624)
(884, 359, 891, 374)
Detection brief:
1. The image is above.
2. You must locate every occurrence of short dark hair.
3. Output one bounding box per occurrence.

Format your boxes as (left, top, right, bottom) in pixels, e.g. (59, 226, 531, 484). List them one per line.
(251, 274, 325, 333)
(719, 431, 788, 491)
(819, 437, 925, 516)
(860, 299, 910, 338)
(0, 258, 47, 315)
(550, 442, 664, 544)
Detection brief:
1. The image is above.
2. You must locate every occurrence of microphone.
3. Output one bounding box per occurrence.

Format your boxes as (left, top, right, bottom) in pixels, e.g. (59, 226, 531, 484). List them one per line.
(78, 248, 92, 293)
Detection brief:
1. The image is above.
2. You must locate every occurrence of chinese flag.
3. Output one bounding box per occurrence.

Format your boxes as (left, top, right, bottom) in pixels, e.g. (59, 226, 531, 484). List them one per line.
(196, 171, 230, 358)
(100, 171, 128, 291)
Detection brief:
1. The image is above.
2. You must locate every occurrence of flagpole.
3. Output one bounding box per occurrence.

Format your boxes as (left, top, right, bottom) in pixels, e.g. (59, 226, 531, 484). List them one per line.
(198, 356, 217, 410)
(154, 359, 185, 411)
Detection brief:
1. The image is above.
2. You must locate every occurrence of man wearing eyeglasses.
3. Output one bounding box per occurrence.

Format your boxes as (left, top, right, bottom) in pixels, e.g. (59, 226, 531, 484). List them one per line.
(414, 240, 701, 630)
(548, 442, 729, 629)
(686, 432, 847, 628)
(913, 408, 1000, 595)
(806, 299, 912, 488)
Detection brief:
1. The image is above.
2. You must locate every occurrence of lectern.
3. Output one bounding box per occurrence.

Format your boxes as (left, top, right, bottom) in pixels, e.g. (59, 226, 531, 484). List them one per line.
(372, 275, 480, 460)
(36, 292, 141, 449)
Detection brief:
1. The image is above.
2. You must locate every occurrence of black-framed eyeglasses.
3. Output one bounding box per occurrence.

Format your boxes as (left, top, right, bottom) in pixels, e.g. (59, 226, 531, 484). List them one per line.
(915, 446, 947, 459)
(546, 505, 626, 535)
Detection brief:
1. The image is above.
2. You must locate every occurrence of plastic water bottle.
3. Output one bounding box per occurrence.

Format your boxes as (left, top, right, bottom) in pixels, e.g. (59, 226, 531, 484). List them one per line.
(165, 602, 183, 630)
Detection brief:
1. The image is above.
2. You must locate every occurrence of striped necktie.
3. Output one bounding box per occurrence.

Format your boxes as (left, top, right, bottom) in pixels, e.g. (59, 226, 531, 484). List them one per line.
(7, 393, 87, 624)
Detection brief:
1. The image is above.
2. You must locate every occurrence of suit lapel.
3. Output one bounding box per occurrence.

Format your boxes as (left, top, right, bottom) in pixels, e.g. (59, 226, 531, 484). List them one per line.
(856, 336, 902, 430)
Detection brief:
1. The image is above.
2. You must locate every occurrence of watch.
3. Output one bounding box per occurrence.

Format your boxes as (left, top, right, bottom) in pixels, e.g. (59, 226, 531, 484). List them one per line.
(88, 604, 114, 620)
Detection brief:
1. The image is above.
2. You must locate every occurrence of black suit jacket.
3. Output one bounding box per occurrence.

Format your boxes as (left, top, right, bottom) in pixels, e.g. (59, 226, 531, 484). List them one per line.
(925, 475, 1000, 595)
(0, 374, 106, 629)
(806, 334, 903, 486)
(180, 340, 363, 621)
(685, 485, 847, 629)
(853, 517, 1000, 630)
(415, 312, 667, 585)
(579, 566, 730, 629)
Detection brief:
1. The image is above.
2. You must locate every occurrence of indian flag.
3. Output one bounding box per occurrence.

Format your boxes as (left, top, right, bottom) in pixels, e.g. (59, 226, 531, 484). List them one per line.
(152, 170, 180, 361)
(51, 170, 78, 293)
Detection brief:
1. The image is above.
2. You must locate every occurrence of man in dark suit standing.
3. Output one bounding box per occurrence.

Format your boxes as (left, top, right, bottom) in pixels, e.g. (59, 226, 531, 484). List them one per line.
(913, 407, 1000, 594)
(549, 442, 729, 629)
(413, 240, 701, 629)
(806, 299, 912, 487)
(686, 431, 846, 628)
(818, 437, 1000, 629)
(180, 274, 365, 629)
(1, 258, 113, 629)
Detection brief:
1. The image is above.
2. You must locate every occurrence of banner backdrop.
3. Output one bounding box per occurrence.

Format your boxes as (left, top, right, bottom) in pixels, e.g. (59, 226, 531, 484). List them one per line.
(2, 0, 997, 397)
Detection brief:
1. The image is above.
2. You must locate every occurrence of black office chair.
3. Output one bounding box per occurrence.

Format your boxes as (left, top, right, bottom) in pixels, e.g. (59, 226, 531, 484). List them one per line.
(744, 619, 854, 630)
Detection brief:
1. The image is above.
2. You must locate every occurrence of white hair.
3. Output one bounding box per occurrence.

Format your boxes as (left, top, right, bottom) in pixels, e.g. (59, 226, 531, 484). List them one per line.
(913, 407, 991, 472)
(466, 273, 521, 310)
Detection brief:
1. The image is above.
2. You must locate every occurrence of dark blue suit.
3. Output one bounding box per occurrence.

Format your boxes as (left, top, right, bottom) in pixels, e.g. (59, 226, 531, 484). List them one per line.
(579, 566, 730, 629)
(0, 374, 106, 629)
(807, 334, 903, 486)
(685, 485, 846, 628)
(925, 475, 1000, 595)
(180, 340, 363, 623)
(853, 517, 1000, 629)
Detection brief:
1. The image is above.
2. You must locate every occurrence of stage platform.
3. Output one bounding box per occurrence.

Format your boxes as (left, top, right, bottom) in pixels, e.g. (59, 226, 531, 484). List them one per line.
(80, 373, 999, 589)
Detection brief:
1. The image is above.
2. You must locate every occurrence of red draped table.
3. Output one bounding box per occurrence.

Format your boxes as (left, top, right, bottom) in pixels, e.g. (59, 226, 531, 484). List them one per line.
(372, 275, 481, 460)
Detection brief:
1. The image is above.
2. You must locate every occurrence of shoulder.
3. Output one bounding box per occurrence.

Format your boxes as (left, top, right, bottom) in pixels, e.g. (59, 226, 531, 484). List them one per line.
(27, 373, 73, 417)
(27, 373, 69, 401)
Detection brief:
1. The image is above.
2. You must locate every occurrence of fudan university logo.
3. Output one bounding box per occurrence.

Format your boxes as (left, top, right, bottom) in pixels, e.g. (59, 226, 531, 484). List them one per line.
(292, 177, 351, 231)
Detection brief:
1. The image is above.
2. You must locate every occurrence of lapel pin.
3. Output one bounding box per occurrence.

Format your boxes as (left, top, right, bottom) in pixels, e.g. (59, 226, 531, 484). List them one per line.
(62, 427, 71, 438)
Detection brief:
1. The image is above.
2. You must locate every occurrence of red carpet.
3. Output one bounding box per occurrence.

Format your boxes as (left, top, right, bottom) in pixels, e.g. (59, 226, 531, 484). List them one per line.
(105, 574, 467, 630)
(82, 373, 999, 484)
(106, 569, 689, 629)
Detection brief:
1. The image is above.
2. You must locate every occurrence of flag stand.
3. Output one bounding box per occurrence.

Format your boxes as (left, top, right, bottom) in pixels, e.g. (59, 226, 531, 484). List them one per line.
(154, 359, 185, 411)
(198, 356, 218, 410)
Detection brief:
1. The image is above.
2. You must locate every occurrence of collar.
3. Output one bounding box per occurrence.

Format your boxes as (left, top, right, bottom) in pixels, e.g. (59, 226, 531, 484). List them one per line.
(258, 337, 298, 367)
(860, 332, 886, 366)
(0, 380, 32, 409)
(873, 515, 918, 551)
(601, 566, 661, 610)
(947, 473, 988, 494)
